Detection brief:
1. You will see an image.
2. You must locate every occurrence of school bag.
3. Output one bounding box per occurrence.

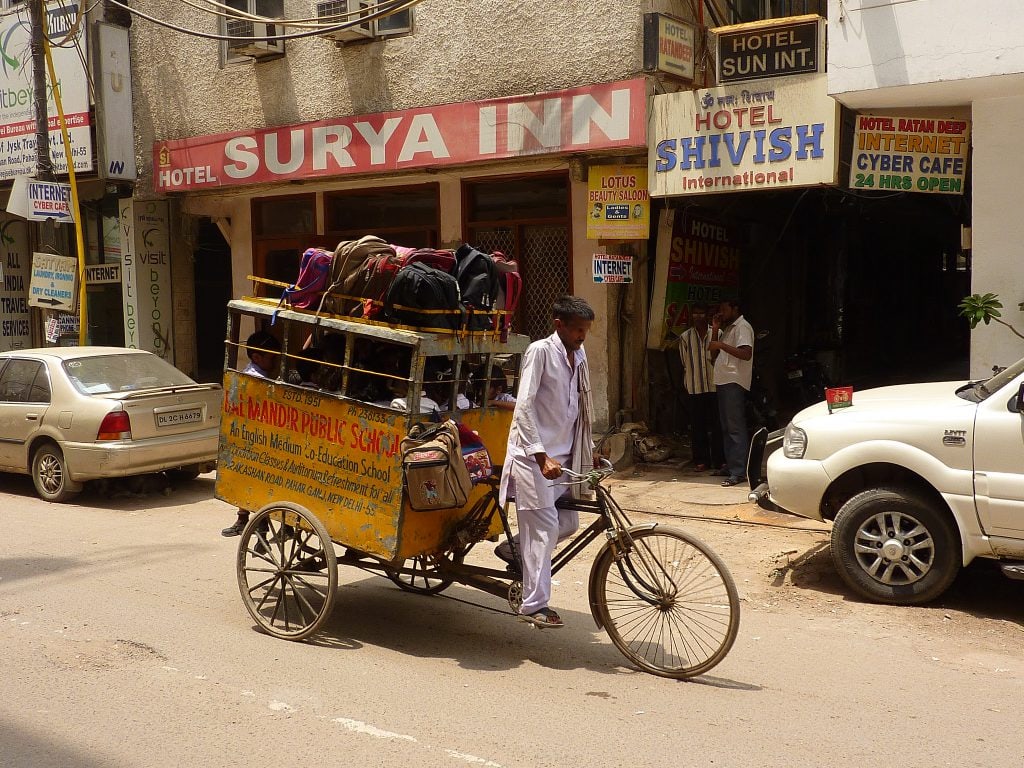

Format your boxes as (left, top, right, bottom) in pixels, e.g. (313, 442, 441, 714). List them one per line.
(491, 251, 522, 340)
(383, 262, 462, 330)
(454, 244, 500, 331)
(279, 248, 333, 310)
(320, 236, 399, 317)
(391, 245, 457, 273)
(401, 420, 473, 510)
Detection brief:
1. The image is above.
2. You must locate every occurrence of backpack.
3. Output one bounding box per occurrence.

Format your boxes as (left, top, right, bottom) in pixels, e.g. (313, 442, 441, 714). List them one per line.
(401, 420, 472, 510)
(279, 248, 333, 310)
(454, 244, 500, 330)
(384, 262, 462, 331)
(491, 252, 522, 340)
(391, 245, 457, 273)
(320, 236, 398, 316)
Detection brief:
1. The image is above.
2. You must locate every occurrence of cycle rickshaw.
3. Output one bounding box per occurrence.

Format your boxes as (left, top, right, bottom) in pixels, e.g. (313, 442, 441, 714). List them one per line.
(217, 280, 739, 679)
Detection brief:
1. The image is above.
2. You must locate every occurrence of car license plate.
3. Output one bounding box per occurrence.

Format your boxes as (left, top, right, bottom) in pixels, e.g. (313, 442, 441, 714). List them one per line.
(157, 407, 203, 427)
(787, 370, 803, 380)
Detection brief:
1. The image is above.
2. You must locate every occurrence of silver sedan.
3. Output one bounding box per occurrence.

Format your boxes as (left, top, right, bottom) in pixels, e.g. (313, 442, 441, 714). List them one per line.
(0, 347, 221, 502)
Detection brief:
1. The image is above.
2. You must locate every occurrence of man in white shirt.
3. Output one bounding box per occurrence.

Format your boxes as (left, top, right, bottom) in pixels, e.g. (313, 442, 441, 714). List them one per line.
(710, 300, 754, 487)
(497, 296, 595, 629)
(678, 304, 724, 472)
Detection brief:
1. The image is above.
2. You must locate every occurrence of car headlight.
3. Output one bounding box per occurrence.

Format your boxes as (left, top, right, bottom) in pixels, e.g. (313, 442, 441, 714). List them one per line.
(783, 423, 807, 459)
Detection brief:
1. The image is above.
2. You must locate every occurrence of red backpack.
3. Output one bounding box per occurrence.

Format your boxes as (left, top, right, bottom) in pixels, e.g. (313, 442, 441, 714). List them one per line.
(279, 247, 333, 310)
(492, 252, 522, 340)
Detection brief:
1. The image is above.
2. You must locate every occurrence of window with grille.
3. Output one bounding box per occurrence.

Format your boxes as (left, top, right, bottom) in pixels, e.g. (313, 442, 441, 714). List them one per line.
(464, 174, 571, 341)
(251, 194, 327, 288)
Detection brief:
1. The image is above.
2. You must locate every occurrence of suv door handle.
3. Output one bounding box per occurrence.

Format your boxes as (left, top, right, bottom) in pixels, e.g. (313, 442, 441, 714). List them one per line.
(25, 413, 39, 420)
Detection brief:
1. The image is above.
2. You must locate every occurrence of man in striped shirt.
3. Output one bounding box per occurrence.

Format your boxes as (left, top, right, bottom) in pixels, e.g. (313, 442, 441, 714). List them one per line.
(678, 305, 724, 472)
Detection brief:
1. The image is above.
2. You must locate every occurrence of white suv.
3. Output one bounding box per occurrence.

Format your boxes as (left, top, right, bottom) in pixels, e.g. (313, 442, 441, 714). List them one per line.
(751, 358, 1024, 604)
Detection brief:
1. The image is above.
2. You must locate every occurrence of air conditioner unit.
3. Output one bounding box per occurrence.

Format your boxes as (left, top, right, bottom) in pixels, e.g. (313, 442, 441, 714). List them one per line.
(316, 0, 374, 42)
(226, 19, 285, 59)
(368, 0, 412, 36)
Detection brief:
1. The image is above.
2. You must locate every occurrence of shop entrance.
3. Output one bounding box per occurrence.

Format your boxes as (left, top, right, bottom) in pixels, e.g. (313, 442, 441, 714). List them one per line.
(656, 186, 970, 422)
(193, 218, 233, 383)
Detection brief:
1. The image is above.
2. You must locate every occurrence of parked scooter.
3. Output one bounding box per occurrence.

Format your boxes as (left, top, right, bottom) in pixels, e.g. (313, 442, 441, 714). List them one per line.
(746, 330, 779, 433)
(783, 348, 832, 409)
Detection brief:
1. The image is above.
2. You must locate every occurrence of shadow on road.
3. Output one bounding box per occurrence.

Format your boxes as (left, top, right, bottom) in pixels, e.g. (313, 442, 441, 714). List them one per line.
(260, 574, 760, 689)
(0, 472, 220, 512)
(775, 540, 1024, 626)
(0, 718, 113, 768)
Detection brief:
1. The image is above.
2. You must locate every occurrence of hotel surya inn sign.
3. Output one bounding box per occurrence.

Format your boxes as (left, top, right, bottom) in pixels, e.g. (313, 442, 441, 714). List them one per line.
(154, 80, 647, 192)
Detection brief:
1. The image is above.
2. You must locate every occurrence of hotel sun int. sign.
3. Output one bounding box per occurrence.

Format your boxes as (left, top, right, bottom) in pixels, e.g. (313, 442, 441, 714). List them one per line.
(153, 80, 647, 191)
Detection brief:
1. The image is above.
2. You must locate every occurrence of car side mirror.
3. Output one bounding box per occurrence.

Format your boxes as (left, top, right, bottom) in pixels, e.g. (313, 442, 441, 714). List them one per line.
(1016, 381, 1024, 414)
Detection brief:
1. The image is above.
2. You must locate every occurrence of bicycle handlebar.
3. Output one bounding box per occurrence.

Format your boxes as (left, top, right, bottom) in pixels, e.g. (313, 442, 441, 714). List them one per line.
(554, 458, 614, 487)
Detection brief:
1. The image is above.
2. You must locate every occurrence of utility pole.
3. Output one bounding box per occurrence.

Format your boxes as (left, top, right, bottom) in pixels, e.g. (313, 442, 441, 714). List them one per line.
(29, 0, 58, 260)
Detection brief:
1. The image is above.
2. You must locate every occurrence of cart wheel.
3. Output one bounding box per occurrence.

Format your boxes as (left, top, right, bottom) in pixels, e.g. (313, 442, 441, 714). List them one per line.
(236, 503, 338, 641)
(590, 527, 740, 679)
(386, 552, 460, 595)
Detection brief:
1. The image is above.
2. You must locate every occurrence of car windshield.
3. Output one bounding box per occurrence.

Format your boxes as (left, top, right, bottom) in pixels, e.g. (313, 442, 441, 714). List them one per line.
(64, 354, 196, 394)
(958, 355, 1024, 402)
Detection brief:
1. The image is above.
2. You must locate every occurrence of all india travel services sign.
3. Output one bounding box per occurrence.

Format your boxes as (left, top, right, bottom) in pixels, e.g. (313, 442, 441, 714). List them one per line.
(649, 73, 839, 197)
(153, 79, 647, 191)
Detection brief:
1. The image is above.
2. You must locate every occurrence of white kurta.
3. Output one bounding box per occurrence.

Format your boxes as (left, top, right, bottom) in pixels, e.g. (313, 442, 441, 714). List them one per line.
(498, 333, 588, 615)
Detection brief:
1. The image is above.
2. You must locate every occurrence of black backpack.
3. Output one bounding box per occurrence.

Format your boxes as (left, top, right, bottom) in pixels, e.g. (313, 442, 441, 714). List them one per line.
(454, 244, 500, 330)
(384, 262, 462, 330)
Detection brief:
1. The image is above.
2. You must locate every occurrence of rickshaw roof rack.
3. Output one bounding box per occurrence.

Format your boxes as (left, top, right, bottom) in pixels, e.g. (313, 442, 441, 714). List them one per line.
(228, 297, 531, 356)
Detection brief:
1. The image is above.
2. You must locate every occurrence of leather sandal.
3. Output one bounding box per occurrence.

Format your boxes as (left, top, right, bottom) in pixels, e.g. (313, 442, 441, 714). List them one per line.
(519, 608, 564, 629)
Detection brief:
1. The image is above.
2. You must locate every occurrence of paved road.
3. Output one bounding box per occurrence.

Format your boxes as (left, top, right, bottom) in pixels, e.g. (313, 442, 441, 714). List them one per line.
(1, 472, 1022, 767)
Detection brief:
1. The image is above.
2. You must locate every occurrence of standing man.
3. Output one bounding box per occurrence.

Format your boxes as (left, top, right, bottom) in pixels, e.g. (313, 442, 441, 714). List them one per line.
(497, 296, 595, 629)
(678, 305, 724, 473)
(709, 300, 754, 487)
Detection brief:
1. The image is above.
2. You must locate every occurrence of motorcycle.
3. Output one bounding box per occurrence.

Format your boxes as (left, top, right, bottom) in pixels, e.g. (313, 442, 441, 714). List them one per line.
(746, 330, 779, 432)
(784, 348, 832, 409)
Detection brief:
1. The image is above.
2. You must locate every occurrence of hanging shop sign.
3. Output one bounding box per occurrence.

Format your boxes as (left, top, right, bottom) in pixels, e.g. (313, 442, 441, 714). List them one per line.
(84, 263, 121, 283)
(649, 73, 839, 197)
(0, 0, 93, 180)
(850, 114, 970, 194)
(715, 15, 824, 84)
(119, 199, 174, 360)
(29, 252, 77, 311)
(95, 23, 137, 182)
(587, 165, 650, 240)
(642, 13, 695, 81)
(153, 79, 647, 192)
(0, 214, 32, 350)
(592, 253, 633, 284)
(646, 209, 740, 349)
(6, 177, 77, 223)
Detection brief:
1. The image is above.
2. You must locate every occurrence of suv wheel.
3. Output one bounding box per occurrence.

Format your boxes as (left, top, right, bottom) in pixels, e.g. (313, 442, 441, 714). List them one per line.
(831, 486, 960, 605)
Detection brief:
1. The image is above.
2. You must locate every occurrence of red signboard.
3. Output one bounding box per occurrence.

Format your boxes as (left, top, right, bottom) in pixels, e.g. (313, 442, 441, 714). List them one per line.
(153, 79, 647, 192)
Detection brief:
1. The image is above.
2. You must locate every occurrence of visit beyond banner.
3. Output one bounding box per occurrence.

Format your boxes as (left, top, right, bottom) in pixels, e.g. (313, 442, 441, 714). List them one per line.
(850, 114, 970, 195)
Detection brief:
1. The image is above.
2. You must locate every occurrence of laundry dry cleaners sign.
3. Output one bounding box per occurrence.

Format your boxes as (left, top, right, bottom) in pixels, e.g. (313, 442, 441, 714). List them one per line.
(153, 79, 647, 191)
(851, 114, 970, 194)
(649, 72, 839, 197)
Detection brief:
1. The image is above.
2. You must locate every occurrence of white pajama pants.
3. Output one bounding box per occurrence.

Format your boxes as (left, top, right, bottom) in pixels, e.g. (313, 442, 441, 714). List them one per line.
(500, 456, 579, 615)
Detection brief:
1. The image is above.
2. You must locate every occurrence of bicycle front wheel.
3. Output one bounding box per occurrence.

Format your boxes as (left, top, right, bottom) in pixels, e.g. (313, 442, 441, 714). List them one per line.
(591, 527, 739, 679)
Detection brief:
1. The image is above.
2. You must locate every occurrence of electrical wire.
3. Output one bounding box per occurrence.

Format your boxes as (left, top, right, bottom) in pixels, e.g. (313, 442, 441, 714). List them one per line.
(102, 0, 422, 42)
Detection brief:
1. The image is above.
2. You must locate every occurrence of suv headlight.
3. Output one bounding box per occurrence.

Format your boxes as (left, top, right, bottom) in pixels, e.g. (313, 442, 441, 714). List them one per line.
(783, 423, 807, 459)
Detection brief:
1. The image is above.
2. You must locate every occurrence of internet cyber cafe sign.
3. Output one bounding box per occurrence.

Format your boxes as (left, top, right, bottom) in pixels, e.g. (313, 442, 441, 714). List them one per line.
(587, 165, 649, 240)
(850, 114, 970, 195)
(649, 73, 840, 197)
(592, 253, 633, 284)
(119, 199, 173, 359)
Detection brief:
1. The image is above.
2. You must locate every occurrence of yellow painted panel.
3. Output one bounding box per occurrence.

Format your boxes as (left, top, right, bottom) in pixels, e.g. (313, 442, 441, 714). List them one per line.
(216, 372, 407, 558)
